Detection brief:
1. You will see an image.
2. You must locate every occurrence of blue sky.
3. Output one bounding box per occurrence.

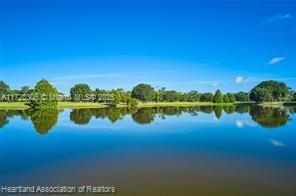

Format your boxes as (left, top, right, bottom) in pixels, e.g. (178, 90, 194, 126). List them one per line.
(0, 0, 295, 93)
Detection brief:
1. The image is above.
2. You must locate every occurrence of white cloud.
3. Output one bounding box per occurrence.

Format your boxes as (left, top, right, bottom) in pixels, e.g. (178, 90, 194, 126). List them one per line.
(235, 76, 255, 84)
(212, 81, 219, 87)
(267, 57, 285, 65)
(264, 14, 292, 23)
(235, 76, 244, 84)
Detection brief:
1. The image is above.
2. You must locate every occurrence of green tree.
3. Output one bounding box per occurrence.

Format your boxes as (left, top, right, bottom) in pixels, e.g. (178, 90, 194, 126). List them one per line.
(0, 81, 10, 102)
(182, 91, 200, 102)
(250, 87, 273, 103)
(109, 89, 139, 106)
(131, 84, 155, 102)
(290, 91, 296, 101)
(227, 93, 236, 103)
(250, 80, 289, 103)
(213, 90, 223, 103)
(70, 84, 92, 102)
(30, 79, 58, 108)
(154, 87, 164, 102)
(126, 97, 139, 107)
(0, 81, 10, 92)
(163, 90, 180, 102)
(20, 86, 32, 94)
(223, 94, 230, 103)
(234, 92, 249, 102)
(95, 88, 113, 103)
(110, 90, 121, 105)
(200, 93, 214, 102)
(17, 86, 33, 102)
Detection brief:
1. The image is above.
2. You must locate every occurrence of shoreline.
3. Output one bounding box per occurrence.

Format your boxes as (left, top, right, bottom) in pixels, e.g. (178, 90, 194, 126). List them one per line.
(259, 101, 296, 107)
(137, 102, 236, 107)
(0, 101, 294, 110)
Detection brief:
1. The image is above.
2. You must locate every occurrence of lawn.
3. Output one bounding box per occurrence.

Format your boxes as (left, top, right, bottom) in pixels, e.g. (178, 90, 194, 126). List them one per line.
(3, 101, 291, 110)
(0, 102, 108, 109)
(137, 102, 235, 107)
(57, 102, 109, 109)
(0, 102, 30, 109)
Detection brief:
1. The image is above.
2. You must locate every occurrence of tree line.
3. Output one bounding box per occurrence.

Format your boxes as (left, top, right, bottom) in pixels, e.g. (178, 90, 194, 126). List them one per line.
(0, 79, 295, 108)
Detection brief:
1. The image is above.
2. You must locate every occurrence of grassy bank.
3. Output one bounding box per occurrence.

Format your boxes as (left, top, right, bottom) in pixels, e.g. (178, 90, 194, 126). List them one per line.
(2, 101, 294, 110)
(259, 101, 296, 107)
(0, 101, 236, 109)
(59, 101, 238, 108)
(258, 102, 284, 107)
(0, 102, 109, 109)
(57, 102, 109, 109)
(137, 102, 235, 107)
(0, 102, 30, 110)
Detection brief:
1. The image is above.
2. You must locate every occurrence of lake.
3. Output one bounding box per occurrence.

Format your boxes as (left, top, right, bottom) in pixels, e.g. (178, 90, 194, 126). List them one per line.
(0, 105, 296, 195)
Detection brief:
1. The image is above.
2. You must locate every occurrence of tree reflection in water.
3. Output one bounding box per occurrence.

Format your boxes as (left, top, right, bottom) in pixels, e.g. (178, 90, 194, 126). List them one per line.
(214, 106, 223, 119)
(200, 106, 213, 113)
(70, 107, 138, 124)
(29, 108, 59, 135)
(0, 105, 295, 134)
(223, 106, 236, 114)
(132, 108, 156, 124)
(70, 109, 92, 125)
(0, 110, 9, 128)
(250, 106, 290, 128)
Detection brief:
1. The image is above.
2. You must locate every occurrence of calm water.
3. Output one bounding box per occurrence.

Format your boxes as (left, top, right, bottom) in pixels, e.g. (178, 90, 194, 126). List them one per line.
(0, 105, 296, 195)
